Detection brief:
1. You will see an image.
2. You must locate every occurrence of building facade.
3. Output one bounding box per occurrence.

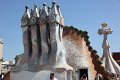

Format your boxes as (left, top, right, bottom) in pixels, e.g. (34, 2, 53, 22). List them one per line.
(2, 61, 14, 75)
(112, 52, 120, 66)
(0, 39, 3, 74)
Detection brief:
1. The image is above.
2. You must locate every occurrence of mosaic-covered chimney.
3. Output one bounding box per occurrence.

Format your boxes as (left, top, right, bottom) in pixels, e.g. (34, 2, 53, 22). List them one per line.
(21, 1, 73, 72)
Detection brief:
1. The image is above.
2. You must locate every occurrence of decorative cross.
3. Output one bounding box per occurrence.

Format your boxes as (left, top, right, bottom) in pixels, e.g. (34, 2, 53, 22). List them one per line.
(98, 22, 113, 35)
(98, 22, 113, 49)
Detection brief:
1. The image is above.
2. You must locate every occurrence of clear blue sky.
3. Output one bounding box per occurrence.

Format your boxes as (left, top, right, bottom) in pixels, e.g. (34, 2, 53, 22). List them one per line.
(0, 0, 120, 61)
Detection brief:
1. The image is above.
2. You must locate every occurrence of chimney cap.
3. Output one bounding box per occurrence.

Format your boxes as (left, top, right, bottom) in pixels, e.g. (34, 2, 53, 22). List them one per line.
(25, 6, 28, 9)
(34, 4, 38, 7)
(52, 1, 56, 5)
(48, 6, 51, 9)
(43, 3, 46, 6)
(57, 5, 60, 8)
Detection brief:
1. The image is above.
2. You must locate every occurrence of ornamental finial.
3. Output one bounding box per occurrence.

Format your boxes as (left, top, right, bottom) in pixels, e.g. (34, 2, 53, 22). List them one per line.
(101, 22, 108, 28)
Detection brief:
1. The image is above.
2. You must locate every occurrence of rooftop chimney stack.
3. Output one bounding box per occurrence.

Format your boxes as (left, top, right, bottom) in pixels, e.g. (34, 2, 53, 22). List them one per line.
(19, 1, 72, 72)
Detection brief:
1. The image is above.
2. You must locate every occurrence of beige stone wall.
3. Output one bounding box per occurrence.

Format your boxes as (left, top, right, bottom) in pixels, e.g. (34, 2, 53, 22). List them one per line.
(63, 33, 96, 80)
(83, 39, 96, 80)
